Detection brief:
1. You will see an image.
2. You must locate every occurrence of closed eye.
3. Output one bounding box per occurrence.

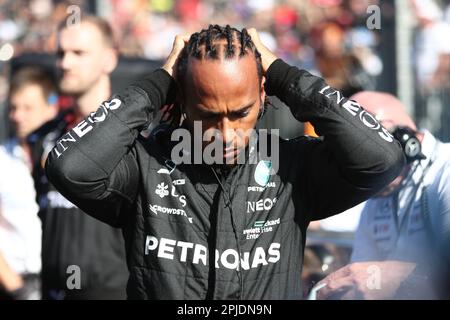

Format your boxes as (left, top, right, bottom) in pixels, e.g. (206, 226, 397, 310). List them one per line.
(229, 109, 250, 119)
(199, 111, 220, 120)
(194, 102, 255, 120)
(229, 103, 254, 119)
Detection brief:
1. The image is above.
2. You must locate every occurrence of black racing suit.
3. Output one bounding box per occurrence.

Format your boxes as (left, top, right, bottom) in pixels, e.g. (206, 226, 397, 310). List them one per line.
(28, 109, 129, 299)
(45, 59, 404, 299)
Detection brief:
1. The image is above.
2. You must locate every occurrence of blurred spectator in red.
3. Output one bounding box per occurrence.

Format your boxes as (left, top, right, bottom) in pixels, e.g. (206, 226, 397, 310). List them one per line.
(310, 22, 357, 96)
(175, 0, 203, 23)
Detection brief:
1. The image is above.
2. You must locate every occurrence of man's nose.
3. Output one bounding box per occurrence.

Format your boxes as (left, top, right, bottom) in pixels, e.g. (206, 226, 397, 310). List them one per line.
(59, 52, 73, 70)
(10, 109, 24, 123)
(218, 118, 235, 147)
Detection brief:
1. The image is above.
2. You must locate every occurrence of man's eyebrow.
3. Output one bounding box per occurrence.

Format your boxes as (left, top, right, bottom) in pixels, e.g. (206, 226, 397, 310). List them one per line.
(229, 102, 255, 115)
(195, 101, 256, 116)
(195, 106, 222, 116)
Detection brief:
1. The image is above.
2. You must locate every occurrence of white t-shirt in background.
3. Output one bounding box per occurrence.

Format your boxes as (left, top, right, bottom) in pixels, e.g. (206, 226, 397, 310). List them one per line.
(0, 141, 41, 275)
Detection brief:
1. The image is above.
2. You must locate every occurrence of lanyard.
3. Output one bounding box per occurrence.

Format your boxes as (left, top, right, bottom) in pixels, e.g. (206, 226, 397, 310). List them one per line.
(391, 152, 436, 248)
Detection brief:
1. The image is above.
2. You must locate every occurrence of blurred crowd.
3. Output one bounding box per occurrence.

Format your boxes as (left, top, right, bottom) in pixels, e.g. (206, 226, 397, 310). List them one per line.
(1, 0, 449, 139)
(0, 0, 450, 300)
(0, 0, 389, 96)
(0, 0, 398, 149)
(1, 0, 385, 60)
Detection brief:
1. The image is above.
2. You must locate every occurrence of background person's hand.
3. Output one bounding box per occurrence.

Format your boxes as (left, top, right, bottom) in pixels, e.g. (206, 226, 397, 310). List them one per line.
(315, 261, 416, 300)
(162, 34, 191, 78)
(247, 28, 278, 74)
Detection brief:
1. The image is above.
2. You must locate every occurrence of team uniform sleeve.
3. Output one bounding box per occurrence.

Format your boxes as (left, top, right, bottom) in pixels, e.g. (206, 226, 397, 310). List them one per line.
(45, 69, 177, 227)
(265, 59, 405, 221)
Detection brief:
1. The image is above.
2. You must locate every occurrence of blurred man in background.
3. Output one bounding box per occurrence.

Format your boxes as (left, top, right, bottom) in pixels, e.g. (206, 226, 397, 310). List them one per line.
(28, 15, 128, 300)
(8, 67, 59, 166)
(0, 66, 56, 299)
(317, 92, 450, 300)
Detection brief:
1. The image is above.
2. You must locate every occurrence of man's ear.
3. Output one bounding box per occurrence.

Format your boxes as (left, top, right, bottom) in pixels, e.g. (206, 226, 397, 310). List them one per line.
(174, 95, 185, 114)
(260, 76, 266, 104)
(104, 48, 118, 74)
(175, 83, 185, 113)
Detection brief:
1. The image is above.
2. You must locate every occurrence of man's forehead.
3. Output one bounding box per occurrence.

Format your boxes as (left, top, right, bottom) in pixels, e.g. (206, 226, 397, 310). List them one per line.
(188, 55, 258, 74)
(187, 56, 259, 90)
(11, 84, 46, 100)
(363, 107, 397, 129)
(59, 23, 103, 50)
(370, 108, 389, 122)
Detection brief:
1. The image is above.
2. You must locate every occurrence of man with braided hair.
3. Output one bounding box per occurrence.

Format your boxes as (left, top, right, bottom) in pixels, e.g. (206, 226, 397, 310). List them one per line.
(45, 25, 404, 299)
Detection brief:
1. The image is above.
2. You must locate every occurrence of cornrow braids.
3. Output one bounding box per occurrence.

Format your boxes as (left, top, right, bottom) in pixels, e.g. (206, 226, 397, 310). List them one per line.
(204, 25, 217, 58)
(189, 33, 201, 58)
(225, 25, 234, 59)
(167, 25, 265, 128)
(240, 28, 248, 56)
(177, 24, 263, 85)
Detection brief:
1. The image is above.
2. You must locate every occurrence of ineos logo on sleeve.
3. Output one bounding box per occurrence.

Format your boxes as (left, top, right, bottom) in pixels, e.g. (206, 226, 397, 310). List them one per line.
(103, 98, 122, 110)
(53, 98, 123, 158)
(359, 110, 379, 129)
(319, 86, 394, 143)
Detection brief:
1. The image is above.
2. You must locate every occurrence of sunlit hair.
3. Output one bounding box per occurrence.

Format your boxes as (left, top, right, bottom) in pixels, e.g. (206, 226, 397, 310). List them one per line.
(58, 15, 117, 50)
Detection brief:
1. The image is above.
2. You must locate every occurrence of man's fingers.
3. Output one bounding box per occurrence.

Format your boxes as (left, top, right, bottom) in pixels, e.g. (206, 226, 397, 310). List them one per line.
(173, 34, 191, 52)
(316, 276, 355, 300)
(247, 28, 258, 38)
(162, 34, 191, 77)
(182, 34, 191, 43)
(315, 266, 353, 300)
(246, 27, 278, 73)
(175, 34, 191, 44)
(247, 28, 261, 46)
(321, 264, 351, 282)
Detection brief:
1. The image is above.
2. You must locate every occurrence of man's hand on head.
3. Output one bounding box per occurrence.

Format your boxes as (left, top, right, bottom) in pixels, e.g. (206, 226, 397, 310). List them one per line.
(247, 28, 278, 74)
(162, 34, 191, 78)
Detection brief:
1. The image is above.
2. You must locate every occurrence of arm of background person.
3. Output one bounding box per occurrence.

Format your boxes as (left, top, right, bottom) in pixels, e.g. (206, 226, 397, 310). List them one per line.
(0, 246, 23, 293)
